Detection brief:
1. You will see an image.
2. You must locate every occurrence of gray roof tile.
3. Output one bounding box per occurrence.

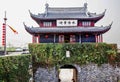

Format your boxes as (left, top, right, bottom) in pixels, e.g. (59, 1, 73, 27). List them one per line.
(30, 6, 105, 20)
(24, 25, 111, 35)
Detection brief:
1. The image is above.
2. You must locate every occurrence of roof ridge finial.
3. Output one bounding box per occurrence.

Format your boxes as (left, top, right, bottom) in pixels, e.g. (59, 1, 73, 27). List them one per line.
(110, 21, 113, 26)
(28, 10, 31, 15)
(84, 3, 88, 9)
(103, 9, 106, 14)
(45, 3, 49, 17)
(84, 3, 88, 16)
(45, 3, 49, 10)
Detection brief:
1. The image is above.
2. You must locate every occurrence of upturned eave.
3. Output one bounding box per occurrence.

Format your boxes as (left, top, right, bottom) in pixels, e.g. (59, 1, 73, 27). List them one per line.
(24, 23, 112, 35)
(29, 10, 105, 22)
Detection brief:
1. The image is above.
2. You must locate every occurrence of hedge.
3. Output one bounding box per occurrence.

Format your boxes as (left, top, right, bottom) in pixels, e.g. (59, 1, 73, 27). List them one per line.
(29, 43, 118, 68)
(0, 54, 31, 82)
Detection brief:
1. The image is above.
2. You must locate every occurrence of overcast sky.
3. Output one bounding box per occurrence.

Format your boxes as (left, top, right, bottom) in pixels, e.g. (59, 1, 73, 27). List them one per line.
(0, 0, 120, 48)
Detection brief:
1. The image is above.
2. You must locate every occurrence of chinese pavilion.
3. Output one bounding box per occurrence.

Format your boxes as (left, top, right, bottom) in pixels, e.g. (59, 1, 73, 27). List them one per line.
(24, 3, 112, 43)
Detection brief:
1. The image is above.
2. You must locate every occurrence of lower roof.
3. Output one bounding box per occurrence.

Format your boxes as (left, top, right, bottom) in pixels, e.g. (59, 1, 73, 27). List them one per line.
(24, 24, 111, 35)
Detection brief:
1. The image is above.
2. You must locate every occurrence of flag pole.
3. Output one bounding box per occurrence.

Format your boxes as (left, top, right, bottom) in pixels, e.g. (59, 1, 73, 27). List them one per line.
(4, 11, 7, 55)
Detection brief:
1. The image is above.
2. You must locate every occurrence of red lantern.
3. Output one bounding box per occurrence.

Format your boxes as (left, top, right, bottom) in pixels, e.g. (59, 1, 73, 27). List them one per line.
(86, 34, 89, 38)
(2, 35, 5, 46)
(2, 36, 5, 38)
(2, 23, 5, 29)
(2, 40, 5, 46)
(45, 35, 48, 38)
(2, 23, 6, 46)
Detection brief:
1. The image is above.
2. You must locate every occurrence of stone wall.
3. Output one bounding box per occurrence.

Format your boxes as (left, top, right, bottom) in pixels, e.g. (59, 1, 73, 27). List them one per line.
(78, 64, 120, 82)
(34, 64, 120, 82)
(34, 67, 58, 82)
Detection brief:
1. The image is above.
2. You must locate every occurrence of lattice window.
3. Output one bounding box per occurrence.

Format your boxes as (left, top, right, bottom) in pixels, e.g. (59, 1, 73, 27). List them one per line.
(43, 22, 52, 27)
(82, 21, 91, 27)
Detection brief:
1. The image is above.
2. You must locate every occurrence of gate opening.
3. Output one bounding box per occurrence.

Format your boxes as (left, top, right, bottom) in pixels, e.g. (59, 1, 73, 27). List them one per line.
(58, 65, 77, 82)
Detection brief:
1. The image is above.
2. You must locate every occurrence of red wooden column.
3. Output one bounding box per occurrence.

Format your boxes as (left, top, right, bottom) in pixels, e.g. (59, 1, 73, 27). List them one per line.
(91, 22, 94, 26)
(79, 34, 81, 43)
(39, 21, 43, 27)
(95, 35, 98, 43)
(99, 35, 101, 42)
(54, 34, 56, 43)
(100, 34, 103, 42)
(99, 35, 101, 43)
(32, 35, 38, 43)
(52, 22, 56, 27)
(101, 34, 103, 42)
(38, 35, 40, 43)
(78, 22, 82, 27)
(97, 35, 100, 43)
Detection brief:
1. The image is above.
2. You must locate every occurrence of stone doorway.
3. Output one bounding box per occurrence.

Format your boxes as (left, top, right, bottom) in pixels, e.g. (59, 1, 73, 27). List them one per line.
(58, 65, 77, 82)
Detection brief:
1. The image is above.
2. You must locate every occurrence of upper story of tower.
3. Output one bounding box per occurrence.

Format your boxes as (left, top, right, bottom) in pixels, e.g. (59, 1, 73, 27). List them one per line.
(29, 3, 106, 27)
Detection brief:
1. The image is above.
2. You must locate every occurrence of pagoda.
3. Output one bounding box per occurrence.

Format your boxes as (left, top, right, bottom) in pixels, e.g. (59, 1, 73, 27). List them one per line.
(24, 3, 112, 43)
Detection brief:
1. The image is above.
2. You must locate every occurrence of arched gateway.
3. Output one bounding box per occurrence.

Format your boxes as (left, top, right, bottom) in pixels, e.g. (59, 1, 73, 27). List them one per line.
(59, 65, 77, 82)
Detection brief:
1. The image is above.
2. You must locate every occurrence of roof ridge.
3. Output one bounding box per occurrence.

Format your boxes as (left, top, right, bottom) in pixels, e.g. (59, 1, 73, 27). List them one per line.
(48, 7, 85, 11)
(48, 7, 84, 9)
(47, 6, 86, 14)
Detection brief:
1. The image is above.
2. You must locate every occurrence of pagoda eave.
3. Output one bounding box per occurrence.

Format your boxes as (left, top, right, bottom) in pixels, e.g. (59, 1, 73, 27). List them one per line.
(30, 11, 104, 22)
(24, 24, 111, 35)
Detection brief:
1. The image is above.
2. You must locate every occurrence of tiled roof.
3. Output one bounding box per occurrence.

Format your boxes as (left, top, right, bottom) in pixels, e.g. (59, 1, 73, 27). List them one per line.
(29, 3, 105, 22)
(24, 24, 112, 35)
(47, 7, 86, 14)
(30, 12, 104, 20)
(31, 13, 87, 18)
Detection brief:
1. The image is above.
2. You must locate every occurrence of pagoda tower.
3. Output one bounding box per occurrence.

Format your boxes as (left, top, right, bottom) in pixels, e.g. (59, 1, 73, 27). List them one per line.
(24, 3, 112, 43)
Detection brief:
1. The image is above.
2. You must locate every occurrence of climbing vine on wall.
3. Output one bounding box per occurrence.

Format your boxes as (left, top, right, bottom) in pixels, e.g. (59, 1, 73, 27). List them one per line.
(29, 43, 117, 68)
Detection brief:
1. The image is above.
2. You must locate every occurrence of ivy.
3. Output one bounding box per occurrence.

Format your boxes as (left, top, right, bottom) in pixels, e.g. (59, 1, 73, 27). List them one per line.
(0, 54, 31, 82)
(29, 43, 118, 68)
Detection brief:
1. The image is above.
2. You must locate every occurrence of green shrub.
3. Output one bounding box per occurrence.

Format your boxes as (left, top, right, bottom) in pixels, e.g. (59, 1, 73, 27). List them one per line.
(0, 54, 31, 82)
(29, 43, 117, 67)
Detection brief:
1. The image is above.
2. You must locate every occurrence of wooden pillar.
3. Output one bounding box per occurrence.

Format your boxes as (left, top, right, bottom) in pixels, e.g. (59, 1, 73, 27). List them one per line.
(54, 34, 56, 43)
(99, 35, 101, 42)
(38, 35, 40, 43)
(52, 22, 56, 27)
(91, 21, 94, 26)
(32, 35, 37, 43)
(101, 34, 103, 42)
(98, 35, 100, 43)
(96, 35, 99, 43)
(79, 34, 81, 43)
(96, 34, 103, 43)
(70, 35, 73, 43)
(100, 34, 103, 42)
(95, 35, 98, 43)
(79, 22, 82, 27)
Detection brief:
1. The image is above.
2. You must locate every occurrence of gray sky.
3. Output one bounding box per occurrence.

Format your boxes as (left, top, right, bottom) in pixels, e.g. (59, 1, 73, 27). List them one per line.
(0, 0, 120, 48)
